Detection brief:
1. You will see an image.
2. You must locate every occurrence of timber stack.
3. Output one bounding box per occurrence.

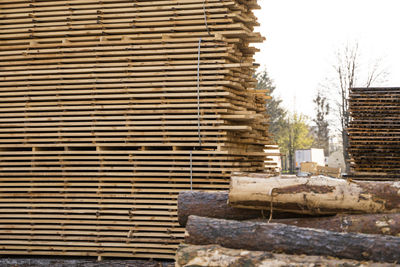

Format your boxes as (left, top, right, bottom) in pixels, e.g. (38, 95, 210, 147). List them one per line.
(177, 173, 400, 265)
(0, 0, 273, 259)
(348, 87, 400, 180)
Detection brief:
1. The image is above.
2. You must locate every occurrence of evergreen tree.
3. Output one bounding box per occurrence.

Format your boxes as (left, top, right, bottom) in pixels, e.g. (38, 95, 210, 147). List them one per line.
(256, 70, 314, 172)
(255, 70, 287, 143)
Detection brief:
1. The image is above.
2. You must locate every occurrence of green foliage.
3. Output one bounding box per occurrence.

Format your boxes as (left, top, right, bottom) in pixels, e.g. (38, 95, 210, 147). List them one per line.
(255, 70, 287, 143)
(255, 69, 314, 172)
(279, 113, 314, 155)
(281, 113, 314, 172)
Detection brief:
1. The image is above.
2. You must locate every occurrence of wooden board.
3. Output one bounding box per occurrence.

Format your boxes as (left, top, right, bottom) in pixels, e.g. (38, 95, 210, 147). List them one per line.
(347, 87, 400, 180)
(0, 0, 272, 259)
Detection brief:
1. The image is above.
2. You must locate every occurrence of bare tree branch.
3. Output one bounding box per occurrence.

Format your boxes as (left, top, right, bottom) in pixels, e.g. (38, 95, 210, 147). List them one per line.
(331, 42, 389, 173)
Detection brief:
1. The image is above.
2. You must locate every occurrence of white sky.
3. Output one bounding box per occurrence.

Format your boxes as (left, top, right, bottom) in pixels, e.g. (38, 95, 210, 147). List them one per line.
(254, 0, 400, 119)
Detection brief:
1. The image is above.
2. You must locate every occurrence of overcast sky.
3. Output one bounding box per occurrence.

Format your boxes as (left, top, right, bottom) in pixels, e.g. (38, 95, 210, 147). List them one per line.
(254, 0, 400, 120)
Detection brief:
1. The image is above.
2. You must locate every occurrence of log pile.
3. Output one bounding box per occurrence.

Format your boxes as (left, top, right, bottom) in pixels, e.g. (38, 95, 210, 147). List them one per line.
(0, 0, 273, 259)
(348, 87, 400, 180)
(177, 173, 400, 265)
(176, 244, 393, 267)
(178, 191, 400, 236)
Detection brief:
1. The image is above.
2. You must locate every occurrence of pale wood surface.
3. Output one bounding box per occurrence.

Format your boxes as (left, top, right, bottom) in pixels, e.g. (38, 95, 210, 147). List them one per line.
(0, 0, 272, 259)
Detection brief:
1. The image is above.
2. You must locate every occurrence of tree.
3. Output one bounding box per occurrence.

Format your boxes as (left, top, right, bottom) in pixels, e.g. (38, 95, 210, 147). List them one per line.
(332, 42, 388, 173)
(255, 70, 314, 172)
(255, 70, 287, 143)
(280, 113, 314, 173)
(312, 90, 330, 156)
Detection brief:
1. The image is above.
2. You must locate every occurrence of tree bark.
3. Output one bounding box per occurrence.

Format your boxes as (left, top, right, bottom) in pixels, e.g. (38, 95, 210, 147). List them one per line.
(289, 150, 294, 173)
(179, 192, 400, 236)
(229, 174, 400, 215)
(178, 191, 265, 226)
(269, 213, 400, 236)
(178, 191, 300, 226)
(185, 216, 400, 263)
(176, 244, 391, 267)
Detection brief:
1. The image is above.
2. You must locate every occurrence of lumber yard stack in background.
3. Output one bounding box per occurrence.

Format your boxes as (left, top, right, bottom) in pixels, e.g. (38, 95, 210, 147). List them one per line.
(348, 87, 400, 180)
(176, 173, 400, 265)
(0, 0, 273, 259)
(263, 144, 280, 176)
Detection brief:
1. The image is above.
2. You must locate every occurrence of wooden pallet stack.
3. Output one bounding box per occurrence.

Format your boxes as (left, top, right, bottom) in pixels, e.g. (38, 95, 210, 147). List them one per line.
(348, 87, 400, 180)
(0, 0, 270, 260)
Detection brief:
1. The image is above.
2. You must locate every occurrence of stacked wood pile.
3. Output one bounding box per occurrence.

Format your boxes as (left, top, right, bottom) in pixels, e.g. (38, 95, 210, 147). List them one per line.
(348, 87, 400, 180)
(263, 144, 280, 176)
(300, 162, 341, 178)
(0, 0, 272, 259)
(176, 173, 400, 265)
(0, 258, 173, 267)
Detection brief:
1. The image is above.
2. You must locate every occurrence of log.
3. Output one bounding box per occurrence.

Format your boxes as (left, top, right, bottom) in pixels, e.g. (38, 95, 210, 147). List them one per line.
(176, 244, 391, 267)
(179, 192, 400, 235)
(177, 191, 400, 235)
(269, 213, 400, 236)
(178, 191, 265, 226)
(185, 216, 400, 263)
(229, 174, 400, 215)
(177, 191, 299, 226)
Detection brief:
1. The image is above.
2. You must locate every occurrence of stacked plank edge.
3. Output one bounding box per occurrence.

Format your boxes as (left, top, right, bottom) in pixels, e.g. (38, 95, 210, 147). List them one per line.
(0, 0, 271, 259)
(348, 87, 400, 180)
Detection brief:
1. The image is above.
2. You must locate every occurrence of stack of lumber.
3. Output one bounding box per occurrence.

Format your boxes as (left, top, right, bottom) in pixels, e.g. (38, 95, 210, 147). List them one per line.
(263, 144, 280, 176)
(300, 162, 341, 178)
(348, 87, 400, 180)
(176, 173, 400, 265)
(0, 0, 272, 259)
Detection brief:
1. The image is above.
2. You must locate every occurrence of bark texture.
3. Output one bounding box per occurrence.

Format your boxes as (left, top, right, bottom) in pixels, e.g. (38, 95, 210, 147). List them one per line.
(185, 216, 400, 263)
(178, 191, 299, 226)
(269, 213, 400, 236)
(229, 175, 400, 215)
(176, 244, 391, 267)
(178, 191, 265, 226)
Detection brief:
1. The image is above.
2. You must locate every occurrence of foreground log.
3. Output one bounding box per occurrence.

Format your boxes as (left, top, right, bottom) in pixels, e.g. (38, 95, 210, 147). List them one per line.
(229, 174, 400, 215)
(269, 213, 400, 236)
(178, 191, 300, 226)
(185, 216, 400, 263)
(176, 244, 391, 267)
